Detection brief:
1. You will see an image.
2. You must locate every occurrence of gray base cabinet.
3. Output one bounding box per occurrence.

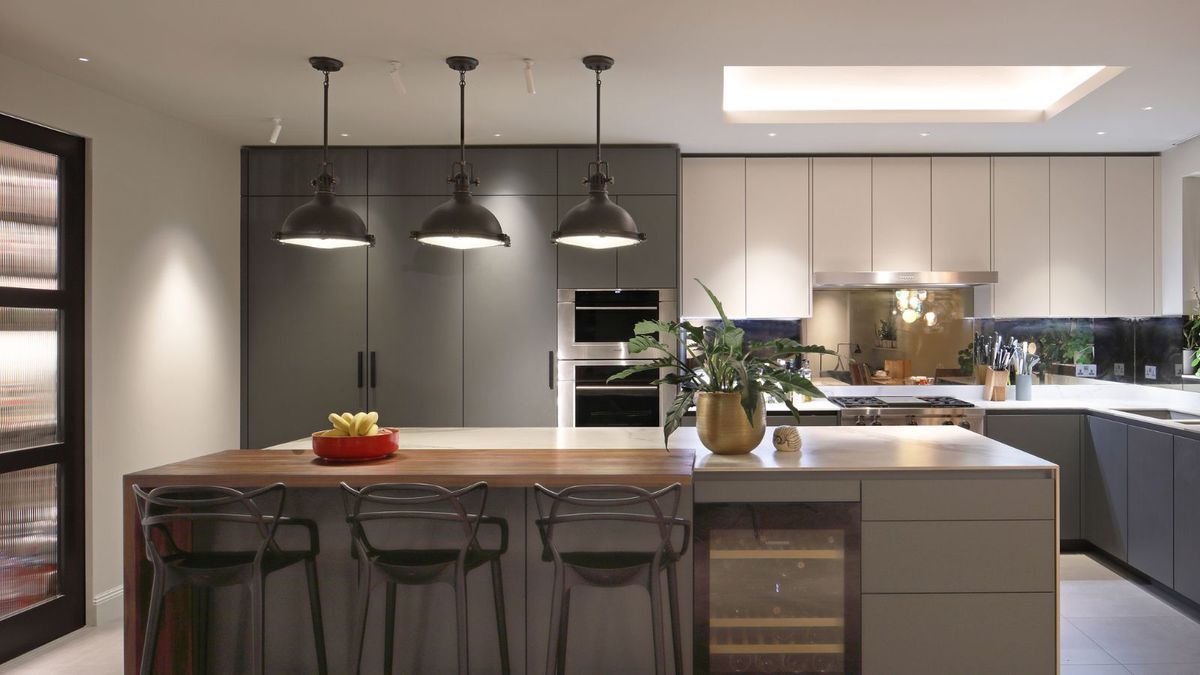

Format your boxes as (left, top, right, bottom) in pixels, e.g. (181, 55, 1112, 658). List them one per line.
(1128, 425, 1174, 585)
(986, 413, 1082, 539)
(1084, 415, 1129, 560)
(1176, 435, 1200, 603)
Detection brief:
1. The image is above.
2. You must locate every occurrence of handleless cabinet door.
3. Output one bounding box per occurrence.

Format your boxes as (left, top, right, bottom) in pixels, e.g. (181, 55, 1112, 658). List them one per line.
(1175, 435, 1200, 603)
(871, 157, 931, 272)
(1128, 425, 1173, 584)
(1050, 157, 1105, 316)
(746, 158, 811, 317)
(247, 147, 367, 196)
(681, 158, 746, 317)
(616, 195, 678, 289)
(367, 197, 464, 427)
(367, 147, 452, 196)
(812, 158, 872, 273)
(558, 147, 679, 196)
(1083, 415, 1128, 560)
(246, 197, 368, 447)
(993, 157, 1050, 317)
(1105, 156, 1156, 316)
(468, 147, 557, 195)
(986, 413, 1082, 539)
(931, 157, 991, 271)
(464, 196, 558, 426)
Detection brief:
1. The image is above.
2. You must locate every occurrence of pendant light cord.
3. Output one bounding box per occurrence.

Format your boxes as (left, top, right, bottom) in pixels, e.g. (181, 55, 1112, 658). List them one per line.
(595, 69, 602, 164)
(322, 70, 330, 175)
(459, 70, 467, 166)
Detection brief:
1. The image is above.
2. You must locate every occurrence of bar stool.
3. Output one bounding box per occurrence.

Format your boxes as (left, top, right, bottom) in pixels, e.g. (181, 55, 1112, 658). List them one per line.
(131, 483, 327, 675)
(340, 481, 510, 675)
(533, 483, 690, 675)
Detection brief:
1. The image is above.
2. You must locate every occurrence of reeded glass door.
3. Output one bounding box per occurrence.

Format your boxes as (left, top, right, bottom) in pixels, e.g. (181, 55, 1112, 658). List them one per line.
(0, 114, 85, 663)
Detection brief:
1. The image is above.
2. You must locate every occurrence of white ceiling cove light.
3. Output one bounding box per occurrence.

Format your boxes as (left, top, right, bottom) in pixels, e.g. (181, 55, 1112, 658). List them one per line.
(723, 65, 1125, 124)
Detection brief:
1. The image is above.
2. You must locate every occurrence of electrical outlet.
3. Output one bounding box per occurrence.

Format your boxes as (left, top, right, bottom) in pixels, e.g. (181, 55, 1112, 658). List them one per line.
(1145, 365, 1158, 380)
(1114, 363, 1126, 377)
(1075, 363, 1097, 378)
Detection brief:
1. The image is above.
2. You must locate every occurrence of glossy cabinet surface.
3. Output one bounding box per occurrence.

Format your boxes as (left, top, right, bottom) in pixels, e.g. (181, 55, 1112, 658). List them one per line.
(1084, 415, 1129, 560)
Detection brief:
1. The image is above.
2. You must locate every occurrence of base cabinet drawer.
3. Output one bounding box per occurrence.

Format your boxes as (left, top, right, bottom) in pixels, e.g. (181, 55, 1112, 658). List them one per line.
(862, 593, 1056, 675)
(861, 478, 1054, 521)
(862, 520, 1055, 593)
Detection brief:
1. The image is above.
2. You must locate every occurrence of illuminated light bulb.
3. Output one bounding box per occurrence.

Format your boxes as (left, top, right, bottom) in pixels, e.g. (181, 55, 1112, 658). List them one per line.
(909, 296, 922, 309)
(924, 311, 938, 327)
(895, 289, 910, 302)
(916, 290, 928, 301)
(901, 308, 920, 324)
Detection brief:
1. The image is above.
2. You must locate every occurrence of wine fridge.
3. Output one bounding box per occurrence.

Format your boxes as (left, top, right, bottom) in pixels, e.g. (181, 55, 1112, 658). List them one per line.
(694, 503, 861, 674)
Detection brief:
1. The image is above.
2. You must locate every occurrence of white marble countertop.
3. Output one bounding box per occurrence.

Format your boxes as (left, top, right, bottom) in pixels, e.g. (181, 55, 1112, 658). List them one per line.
(690, 425, 1057, 473)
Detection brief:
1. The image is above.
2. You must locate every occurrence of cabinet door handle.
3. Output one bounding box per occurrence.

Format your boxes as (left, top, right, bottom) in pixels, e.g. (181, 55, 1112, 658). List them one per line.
(370, 351, 377, 388)
(548, 351, 555, 390)
(357, 351, 364, 389)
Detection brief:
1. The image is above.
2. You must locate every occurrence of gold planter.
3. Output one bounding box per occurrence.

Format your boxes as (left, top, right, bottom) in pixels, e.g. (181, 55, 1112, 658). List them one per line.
(696, 391, 766, 455)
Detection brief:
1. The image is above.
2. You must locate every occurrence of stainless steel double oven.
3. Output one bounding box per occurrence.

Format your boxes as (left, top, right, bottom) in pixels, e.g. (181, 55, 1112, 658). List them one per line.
(555, 288, 678, 427)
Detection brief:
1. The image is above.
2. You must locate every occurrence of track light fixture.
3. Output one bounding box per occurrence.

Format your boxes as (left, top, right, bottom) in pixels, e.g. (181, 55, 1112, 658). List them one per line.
(268, 117, 283, 145)
(389, 61, 406, 95)
(523, 58, 536, 94)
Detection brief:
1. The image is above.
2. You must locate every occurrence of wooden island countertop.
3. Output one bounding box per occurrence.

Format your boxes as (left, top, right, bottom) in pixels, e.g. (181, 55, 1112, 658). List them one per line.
(125, 427, 695, 489)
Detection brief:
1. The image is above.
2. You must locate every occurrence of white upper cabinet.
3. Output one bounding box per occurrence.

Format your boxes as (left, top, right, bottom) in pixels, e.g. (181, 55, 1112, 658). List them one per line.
(680, 157, 746, 317)
(993, 157, 1051, 318)
(746, 158, 812, 318)
(872, 157, 931, 271)
(931, 157, 991, 271)
(1105, 156, 1156, 316)
(1049, 157, 1105, 317)
(812, 158, 872, 272)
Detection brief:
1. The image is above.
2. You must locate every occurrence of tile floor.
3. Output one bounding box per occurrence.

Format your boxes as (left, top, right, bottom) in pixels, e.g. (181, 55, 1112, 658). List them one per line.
(0, 554, 1197, 674)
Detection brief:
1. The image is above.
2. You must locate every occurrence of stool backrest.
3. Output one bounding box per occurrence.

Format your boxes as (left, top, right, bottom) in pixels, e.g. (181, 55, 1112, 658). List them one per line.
(340, 481, 489, 563)
(533, 483, 687, 567)
(131, 483, 287, 565)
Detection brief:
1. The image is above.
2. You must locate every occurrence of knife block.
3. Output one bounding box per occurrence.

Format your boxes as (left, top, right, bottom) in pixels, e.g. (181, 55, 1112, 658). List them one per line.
(983, 368, 1009, 401)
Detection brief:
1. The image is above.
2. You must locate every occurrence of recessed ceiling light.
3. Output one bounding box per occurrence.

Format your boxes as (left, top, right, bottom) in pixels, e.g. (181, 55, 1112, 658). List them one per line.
(1142, 106, 1154, 111)
(1096, 131, 1107, 135)
(493, 133, 502, 137)
(767, 132, 777, 137)
(340, 133, 350, 137)
(919, 132, 931, 137)
(77, 57, 90, 62)
(723, 65, 1124, 124)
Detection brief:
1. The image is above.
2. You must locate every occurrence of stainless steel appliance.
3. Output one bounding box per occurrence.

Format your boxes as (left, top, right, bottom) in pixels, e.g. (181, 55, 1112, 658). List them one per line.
(557, 288, 677, 360)
(827, 395, 985, 434)
(556, 289, 678, 427)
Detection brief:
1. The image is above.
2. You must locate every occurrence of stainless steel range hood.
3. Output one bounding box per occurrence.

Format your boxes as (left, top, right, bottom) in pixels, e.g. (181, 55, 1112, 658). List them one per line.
(813, 270, 998, 289)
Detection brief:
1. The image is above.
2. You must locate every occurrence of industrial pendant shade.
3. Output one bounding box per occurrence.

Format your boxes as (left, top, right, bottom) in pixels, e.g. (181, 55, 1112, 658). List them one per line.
(412, 56, 510, 249)
(276, 57, 374, 249)
(553, 55, 644, 249)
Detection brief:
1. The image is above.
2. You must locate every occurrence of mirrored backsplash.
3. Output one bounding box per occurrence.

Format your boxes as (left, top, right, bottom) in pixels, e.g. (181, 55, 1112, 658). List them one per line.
(697, 290, 1190, 389)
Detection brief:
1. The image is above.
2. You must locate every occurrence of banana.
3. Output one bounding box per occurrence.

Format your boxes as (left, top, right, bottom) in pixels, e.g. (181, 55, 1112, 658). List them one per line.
(324, 428, 348, 437)
(341, 412, 354, 430)
(328, 413, 351, 434)
(365, 424, 379, 436)
(363, 411, 378, 432)
(351, 412, 369, 436)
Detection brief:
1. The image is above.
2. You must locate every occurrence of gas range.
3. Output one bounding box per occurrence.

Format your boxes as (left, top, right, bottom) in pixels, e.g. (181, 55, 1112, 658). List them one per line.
(828, 396, 985, 433)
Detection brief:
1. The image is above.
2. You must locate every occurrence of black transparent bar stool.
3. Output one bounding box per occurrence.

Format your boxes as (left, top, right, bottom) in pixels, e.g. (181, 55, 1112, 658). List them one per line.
(533, 482, 690, 675)
(340, 481, 510, 675)
(131, 483, 327, 675)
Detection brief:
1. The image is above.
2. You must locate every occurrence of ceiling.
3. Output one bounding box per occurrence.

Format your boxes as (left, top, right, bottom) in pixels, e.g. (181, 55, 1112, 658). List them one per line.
(3, 0, 1200, 153)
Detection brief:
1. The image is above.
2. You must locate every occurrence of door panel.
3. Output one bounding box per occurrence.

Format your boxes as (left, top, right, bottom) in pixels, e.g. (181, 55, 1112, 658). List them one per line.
(367, 197, 464, 426)
(1083, 416, 1128, 560)
(245, 197, 368, 446)
(985, 414, 1082, 539)
(1128, 426, 1173, 585)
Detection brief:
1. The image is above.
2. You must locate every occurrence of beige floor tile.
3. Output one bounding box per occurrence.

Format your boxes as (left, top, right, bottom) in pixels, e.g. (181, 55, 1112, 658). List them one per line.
(1071, 614, 1200, 665)
(1125, 666, 1200, 674)
(1062, 580, 1186, 618)
(1063, 617, 1120, 665)
(1062, 553, 1125, 581)
(0, 620, 122, 675)
(1061, 666, 1134, 674)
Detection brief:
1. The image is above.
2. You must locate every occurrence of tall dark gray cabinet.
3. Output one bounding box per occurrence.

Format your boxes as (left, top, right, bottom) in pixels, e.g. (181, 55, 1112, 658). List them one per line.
(242, 145, 679, 446)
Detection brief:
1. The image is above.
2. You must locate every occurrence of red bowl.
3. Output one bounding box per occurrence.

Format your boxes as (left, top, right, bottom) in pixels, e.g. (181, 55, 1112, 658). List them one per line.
(312, 427, 399, 462)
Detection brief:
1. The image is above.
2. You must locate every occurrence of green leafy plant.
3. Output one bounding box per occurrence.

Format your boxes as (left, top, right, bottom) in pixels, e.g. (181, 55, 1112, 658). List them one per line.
(877, 318, 897, 342)
(1185, 288, 1200, 351)
(607, 279, 836, 443)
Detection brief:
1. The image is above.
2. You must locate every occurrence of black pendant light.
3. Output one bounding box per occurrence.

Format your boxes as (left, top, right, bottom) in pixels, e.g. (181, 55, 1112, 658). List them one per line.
(552, 55, 644, 249)
(411, 57, 510, 249)
(276, 57, 374, 249)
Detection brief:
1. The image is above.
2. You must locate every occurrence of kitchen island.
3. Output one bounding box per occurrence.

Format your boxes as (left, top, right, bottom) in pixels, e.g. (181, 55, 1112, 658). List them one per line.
(123, 426, 1057, 674)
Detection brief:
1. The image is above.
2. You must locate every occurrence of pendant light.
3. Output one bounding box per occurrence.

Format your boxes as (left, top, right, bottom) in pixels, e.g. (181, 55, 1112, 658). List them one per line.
(552, 55, 644, 249)
(275, 57, 374, 249)
(411, 56, 510, 249)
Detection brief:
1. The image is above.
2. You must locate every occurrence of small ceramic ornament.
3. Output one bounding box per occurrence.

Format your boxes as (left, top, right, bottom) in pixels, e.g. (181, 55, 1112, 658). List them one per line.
(772, 426, 801, 453)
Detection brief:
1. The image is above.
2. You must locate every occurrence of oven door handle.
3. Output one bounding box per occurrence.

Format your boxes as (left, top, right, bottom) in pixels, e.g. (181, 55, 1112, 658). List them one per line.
(574, 385, 660, 391)
(573, 306, 659, 311)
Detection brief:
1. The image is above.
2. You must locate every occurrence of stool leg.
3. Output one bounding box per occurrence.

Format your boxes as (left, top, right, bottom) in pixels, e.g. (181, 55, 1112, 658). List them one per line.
(666, 564, 683, 675)
(384, 581, 396, 675)
(349, 565, 372, 675)
(250, 572, 266, 675)
(490, 559, 511, 675)
(544, 565, 565, 675)
(191, 586, 208, 674)
(139, 569, 166, 675)
(305, 558, 329, 675)
(648, 570, 667, 675)
(454, 566, 470, 675)
(555, 588, 571, 675)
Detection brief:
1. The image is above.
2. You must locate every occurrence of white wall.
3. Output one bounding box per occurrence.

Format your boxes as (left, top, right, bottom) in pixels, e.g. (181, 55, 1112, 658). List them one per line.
(1162, 136, 1200, 314)
(0, 53, 241, 623)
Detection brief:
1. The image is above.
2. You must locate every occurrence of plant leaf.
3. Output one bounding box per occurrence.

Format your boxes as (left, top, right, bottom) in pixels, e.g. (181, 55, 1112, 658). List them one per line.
(695, 279, 732, 328)
(663, 388, 696, 447)
(628, 334, 671, 355)
(761, 367, 827, 399)
(606, 358, 677, 382)
(633, 319, 675, 336)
